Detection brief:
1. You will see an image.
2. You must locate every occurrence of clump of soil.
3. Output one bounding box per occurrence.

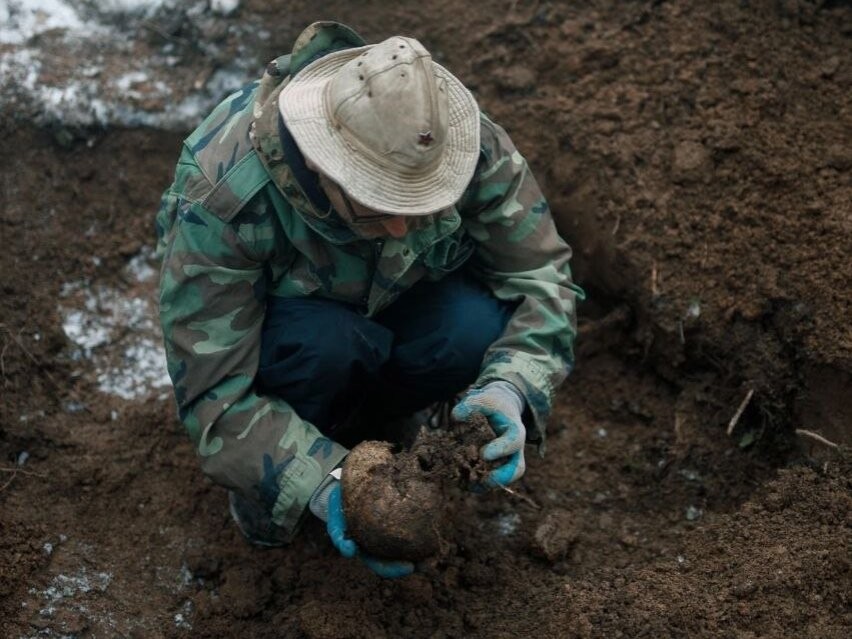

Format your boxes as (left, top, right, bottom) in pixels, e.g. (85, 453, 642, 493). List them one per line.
(342, 441, 441, 560)
(341, 415, 493, 561)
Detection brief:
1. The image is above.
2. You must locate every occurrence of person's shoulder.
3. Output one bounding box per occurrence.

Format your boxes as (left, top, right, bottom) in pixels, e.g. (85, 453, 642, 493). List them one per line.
(182, 81, 261, 188)
(477, 113, 517, 162)
(172, 82, 275, 222)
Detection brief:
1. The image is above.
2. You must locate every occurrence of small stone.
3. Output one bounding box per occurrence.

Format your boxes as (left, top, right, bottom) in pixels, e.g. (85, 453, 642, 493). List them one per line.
(53, 609, 88, 634)
(825, 143, 852, 171)
(493, 65, 537, 92)
(531, 510, 579, 562)
(211, 0, 241, 16)
(184, 548, 220, 579)
(685, 505, 703, 521)
(63, 401, 87, 414)
(820, 56, 840, 78)
(672, 141, 713, 184)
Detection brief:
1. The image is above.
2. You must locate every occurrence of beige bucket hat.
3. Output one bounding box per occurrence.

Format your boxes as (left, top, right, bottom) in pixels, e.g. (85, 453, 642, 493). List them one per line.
(278, 36, 481, 216)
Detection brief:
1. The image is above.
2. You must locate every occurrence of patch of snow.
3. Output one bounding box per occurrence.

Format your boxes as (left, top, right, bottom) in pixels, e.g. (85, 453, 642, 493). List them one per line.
(97, 0, 167, 13)
(495, 512, 521, 536)
(0, 47, 40, 90)
(59, 249, 171, 400)
(174, 599, 193, 630)
(678, 468, 701, 482)
(685, 299, 701, 320)
(63, 307, 112, 350)
(0, 0, 168, 45)
(211, 0, 240, 16)
(114, 70, 150, 93)
(179, 563, 193, 587)
(97, 337, 171, 400)
(0, 0, 85, 45)
(38, 569, 112, 610)
(685, 505, 703, 521)
(1, 0, 258, 130)
(126, 246, 157, 283)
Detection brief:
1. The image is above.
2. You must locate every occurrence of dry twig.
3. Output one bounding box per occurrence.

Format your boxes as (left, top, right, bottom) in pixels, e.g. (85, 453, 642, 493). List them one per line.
(499, 484, 541, 510)
(651, 260, 659, 297)
(0, 467, 46, 476)
(795, 429, 840, 450)
(0, 467, 45, 493)
(726, 388, 754, 436)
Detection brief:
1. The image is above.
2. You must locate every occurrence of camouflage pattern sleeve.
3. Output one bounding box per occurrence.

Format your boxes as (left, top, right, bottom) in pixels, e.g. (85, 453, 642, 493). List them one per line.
(460, 115, 585, 446)
(157, 157, 348, 539)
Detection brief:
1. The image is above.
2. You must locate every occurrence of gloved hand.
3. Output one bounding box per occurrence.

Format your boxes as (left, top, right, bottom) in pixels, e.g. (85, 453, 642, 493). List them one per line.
(452, 380, 527, 488)
(310, 471, 414, 579)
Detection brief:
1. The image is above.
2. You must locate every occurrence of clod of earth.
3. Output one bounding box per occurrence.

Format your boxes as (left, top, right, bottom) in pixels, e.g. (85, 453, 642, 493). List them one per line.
(341, 415, 494, 561)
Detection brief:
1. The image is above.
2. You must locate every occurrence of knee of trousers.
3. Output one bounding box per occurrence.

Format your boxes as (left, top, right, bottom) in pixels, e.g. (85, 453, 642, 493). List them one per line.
(257, 298, 392, 396)
(391, 298, 510, 381)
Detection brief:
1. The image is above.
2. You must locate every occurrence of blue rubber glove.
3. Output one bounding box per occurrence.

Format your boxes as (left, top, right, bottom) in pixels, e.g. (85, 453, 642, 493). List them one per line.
(452, 381, 527, 488)
(321, 480, 415, 579)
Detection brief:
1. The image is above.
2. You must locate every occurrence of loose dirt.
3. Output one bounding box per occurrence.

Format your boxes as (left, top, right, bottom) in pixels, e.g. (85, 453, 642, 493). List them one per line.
(1, 1, 850, 638)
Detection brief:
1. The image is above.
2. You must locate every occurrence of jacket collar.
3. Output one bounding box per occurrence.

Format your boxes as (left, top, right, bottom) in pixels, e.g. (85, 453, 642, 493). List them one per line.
(250, 22, 367, 243)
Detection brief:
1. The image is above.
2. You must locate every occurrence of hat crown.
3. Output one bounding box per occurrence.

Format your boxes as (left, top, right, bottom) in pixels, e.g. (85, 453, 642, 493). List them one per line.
(326, 37, 449, 171)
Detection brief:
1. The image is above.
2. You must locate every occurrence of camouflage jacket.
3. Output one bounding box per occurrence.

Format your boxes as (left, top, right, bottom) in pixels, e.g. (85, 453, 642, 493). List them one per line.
(156, 22, 583, 540)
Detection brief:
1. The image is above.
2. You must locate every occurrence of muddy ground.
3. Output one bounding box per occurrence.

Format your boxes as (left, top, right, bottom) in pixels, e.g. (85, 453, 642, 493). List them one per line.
(1, 1, 850, 638)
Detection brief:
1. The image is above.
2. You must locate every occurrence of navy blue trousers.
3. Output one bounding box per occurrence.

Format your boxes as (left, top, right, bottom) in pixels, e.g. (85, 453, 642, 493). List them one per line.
(257, 272, 513, 440)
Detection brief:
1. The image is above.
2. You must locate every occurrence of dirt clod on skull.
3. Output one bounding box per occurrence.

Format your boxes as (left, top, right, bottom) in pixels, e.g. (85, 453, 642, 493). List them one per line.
(341, 414, 493, 561)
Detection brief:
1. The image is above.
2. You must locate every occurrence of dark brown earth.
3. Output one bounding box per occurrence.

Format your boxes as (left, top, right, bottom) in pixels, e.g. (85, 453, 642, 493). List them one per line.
(1, 1, 851, 638)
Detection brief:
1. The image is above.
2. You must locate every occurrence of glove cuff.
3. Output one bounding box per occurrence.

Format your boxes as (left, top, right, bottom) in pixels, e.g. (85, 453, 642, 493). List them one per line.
(309, 467, 343, 523)
(482, 380, 526, 416)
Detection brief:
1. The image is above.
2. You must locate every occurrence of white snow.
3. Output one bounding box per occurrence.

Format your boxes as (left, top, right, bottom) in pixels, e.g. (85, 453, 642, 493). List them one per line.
(59, 248, 171, 401)
(97, 0, 166, 13)
(0, 0, 257, 130)
(211, 0, 240, 16)
(126, 246, 158, 283)
(0, 0, 85, 45)
(0, 0, 169, 44)
(40, 568, 113, 606)
(496, 512, 521, 536)
(174, 599, 193, 630)
(97, 337, 171, 400)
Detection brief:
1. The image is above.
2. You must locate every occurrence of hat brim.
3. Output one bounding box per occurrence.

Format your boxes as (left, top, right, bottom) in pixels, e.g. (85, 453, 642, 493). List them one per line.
(278, 45, 481, 216)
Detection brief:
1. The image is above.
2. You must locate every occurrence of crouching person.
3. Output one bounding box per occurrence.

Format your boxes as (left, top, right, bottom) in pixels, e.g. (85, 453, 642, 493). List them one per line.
(156, 22, 582, 578)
